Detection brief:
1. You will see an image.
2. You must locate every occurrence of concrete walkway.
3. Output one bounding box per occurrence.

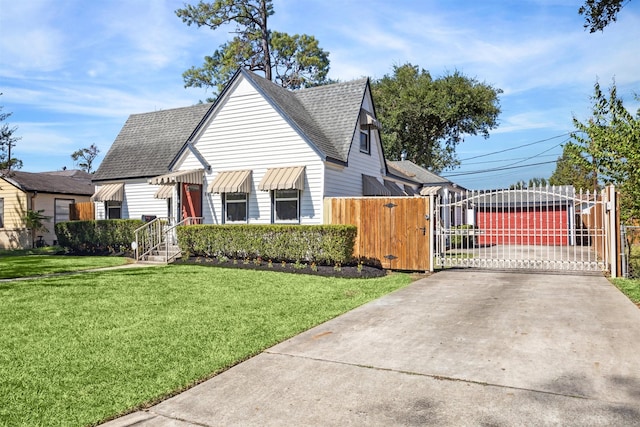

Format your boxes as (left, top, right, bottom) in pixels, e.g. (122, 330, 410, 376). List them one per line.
(0, 262, 160, 282)
(104, 270, 640, 426)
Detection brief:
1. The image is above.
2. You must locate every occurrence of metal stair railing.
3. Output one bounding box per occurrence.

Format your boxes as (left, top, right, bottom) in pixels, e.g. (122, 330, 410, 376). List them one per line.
(134, 217, 172, 261)
(134, 216, 203, 262)
(162, 217, 203, 263)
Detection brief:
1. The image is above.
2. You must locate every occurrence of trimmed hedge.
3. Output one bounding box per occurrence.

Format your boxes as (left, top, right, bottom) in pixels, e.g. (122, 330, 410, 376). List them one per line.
(450, 224, 476, 248)
(55, 219, 144, 254)
(177, 224, 357, 264)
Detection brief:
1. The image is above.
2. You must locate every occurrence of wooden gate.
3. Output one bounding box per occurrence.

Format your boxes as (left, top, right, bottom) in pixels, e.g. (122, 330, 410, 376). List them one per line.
(69, 202, 95, 220)
(325, 197, 431, 271)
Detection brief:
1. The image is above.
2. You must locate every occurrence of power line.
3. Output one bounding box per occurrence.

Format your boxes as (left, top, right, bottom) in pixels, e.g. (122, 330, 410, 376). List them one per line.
(458, 132, 571, 162)
(463, 153, 559, 165)
(498, 141, 566, 169)
(442, 160, 558, 177)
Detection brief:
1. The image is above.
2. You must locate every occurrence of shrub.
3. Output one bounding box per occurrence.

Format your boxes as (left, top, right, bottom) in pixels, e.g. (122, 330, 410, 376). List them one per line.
(55, 219, 144, 255)
(176, 224, 357, 265)
(450, 224, 476, 249)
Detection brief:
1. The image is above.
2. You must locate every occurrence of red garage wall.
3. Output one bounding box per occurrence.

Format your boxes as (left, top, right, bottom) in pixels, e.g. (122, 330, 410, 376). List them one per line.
(476, 206, 569, 246)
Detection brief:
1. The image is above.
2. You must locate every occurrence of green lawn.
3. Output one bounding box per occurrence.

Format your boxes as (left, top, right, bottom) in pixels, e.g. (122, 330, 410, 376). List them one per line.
(611, 277, 640, 305)
(0, 255, 129, 279)
(0, 265, 411, 427)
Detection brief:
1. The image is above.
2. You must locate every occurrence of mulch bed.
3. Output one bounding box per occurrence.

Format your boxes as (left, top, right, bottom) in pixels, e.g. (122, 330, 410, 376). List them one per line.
(174, 256, 387, 279)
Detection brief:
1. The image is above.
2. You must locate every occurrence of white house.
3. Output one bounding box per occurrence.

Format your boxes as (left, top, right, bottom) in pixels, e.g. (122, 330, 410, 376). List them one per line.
(92, 68, 401, 224)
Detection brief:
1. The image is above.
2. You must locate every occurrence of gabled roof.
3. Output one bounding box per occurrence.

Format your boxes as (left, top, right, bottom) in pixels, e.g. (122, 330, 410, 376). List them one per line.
(387, 160, 452, 185)
(93, 103, 212, 182)
(218, 69, 370, 164)
(472, 186, 576, 208)
(1, 170, 94, 195)
(97, 68, 374, 182)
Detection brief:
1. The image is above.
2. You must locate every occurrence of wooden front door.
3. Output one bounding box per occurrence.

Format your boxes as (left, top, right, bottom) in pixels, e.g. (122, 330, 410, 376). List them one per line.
(181, 183, 202, 220)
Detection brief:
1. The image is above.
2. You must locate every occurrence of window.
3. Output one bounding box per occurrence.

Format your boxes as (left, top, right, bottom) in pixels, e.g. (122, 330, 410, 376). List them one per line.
(106, 201, 122, 219)
(0, 198, 4, 228)
(224, 193, 248, 223)
(55, 198, 74, 224)
(273, 189, 299, 223)
(360, 130, 370, 154)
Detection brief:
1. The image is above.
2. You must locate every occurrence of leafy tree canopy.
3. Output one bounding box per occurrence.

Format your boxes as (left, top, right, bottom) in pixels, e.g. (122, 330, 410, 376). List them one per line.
(177, 0, 330, 98)
(372, 63, 502, 174)
(509, 177, 549, 189)
(579, 0, 629, 32)
(549, 143, 597, 191)
(71, 143, 100, 173)
(570, 80, 640, 221)
(0, 93, 22, 174)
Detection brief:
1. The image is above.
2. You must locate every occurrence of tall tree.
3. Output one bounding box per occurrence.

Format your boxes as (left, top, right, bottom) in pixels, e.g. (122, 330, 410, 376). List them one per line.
(372, 63, 502, 173)
(509, 177, 549, 189)
(71, 144, 100, 173)
(176, 0, 330, 96)
(570, 80, 640, 221)
(0, 94, 22, 174)
(579, 0, 629, 32)
(549, 143, 597, 190)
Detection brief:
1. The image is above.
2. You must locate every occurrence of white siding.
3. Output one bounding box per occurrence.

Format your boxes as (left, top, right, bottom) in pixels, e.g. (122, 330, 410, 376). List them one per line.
(176, 76, 325, 224)
(94, 179, 169, 220)
(324, 85, 386, 197)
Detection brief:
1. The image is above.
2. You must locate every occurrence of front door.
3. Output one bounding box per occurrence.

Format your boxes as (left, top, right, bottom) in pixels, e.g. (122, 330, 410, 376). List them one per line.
(181, 183, 202, 220)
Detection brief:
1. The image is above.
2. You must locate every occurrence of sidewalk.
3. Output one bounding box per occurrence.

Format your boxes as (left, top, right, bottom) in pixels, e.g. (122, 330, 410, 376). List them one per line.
(0, 262, 160, 282)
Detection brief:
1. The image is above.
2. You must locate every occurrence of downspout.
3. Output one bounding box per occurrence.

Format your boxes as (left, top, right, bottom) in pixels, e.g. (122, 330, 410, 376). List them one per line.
(30, 191, 37, 248)
(30, 191, 37, 210)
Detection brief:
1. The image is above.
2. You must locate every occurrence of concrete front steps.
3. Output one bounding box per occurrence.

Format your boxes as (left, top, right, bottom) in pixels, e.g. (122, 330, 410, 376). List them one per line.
(138, 243, 181, 264)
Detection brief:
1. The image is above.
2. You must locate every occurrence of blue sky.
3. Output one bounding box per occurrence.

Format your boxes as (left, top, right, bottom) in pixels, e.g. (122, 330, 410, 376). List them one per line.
(1, 0, 638, 189)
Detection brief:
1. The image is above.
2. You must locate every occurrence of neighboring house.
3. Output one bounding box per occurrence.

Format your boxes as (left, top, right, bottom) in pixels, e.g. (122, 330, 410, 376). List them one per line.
(470, 186, 578, 246)
(0, 170, 94, 249)
(92, 68, 391, 225)
(387, 159, 466, 226)
(387, 159, 465, 196)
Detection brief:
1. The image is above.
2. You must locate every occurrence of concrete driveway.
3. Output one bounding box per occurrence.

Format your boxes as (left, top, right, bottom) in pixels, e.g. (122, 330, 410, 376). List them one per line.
(106, 270, 640, 426)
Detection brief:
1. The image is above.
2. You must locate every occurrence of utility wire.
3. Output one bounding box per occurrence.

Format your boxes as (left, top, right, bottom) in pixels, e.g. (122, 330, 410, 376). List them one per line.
(463, 153, 559, 165)
(497, 141, 566, 169)
(442, 160, 558, 177)
(458, 132, 571, 162)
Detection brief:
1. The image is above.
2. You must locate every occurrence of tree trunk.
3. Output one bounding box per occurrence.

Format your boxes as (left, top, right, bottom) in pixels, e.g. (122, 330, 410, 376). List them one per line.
(260, 0, 271, 81)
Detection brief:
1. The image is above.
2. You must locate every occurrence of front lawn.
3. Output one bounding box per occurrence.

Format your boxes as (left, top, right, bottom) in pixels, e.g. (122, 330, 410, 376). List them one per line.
(0, 265, 412, 426)
(0, 254, 130, 279)
(611, 277, 640, 306)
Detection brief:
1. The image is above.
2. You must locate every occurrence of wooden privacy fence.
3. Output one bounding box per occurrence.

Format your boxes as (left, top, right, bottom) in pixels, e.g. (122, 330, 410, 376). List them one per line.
(70, 202, 95, 221)
(324, 197, 432, 271)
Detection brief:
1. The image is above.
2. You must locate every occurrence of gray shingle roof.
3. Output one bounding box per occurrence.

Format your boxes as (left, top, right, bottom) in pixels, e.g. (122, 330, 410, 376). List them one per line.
(3, 170, 94, 195)
(472, 186, 576, 207)
(96, 69, 371, 182)
(93, 103, 212, 181)
(241, 69, 369, 163)
(387, 160, 452, 185)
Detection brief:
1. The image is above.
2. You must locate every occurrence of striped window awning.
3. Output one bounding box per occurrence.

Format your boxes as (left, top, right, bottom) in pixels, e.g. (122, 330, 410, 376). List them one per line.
(362, 175, 391, 196)
(360, 109, 381, 130)
(91, 183, 124, 202)
(149, 169, 203, 185)
(384, 179, 406, 196)
(420, 186, 442, 196)
(154, 185, 174, 199)
(258, 166, 305, 191)
(208, 170, 252, 194)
